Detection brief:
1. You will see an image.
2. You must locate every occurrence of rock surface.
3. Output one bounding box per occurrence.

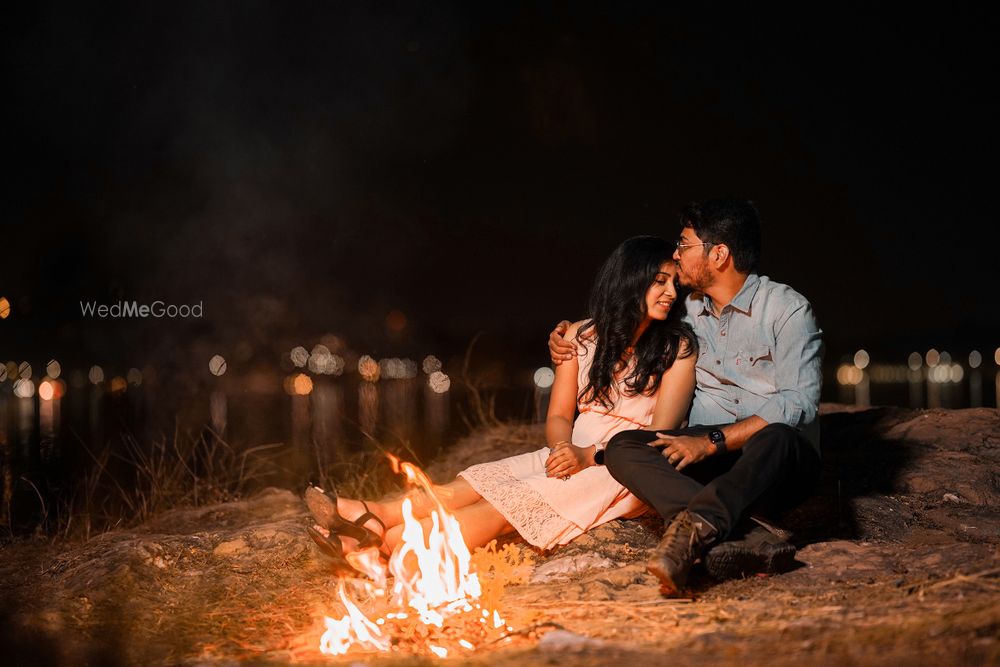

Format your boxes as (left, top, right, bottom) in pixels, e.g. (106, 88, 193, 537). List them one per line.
(0, 406, 998, 665)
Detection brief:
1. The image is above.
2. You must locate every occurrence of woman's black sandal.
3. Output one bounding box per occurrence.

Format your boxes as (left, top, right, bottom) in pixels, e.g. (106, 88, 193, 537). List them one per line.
(306, 525, 366, 577)
(304, 485, 387, 551)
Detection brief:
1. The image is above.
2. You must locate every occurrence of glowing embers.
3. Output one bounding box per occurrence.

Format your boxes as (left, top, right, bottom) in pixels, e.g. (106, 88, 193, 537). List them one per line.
(318, 457, 509, 657)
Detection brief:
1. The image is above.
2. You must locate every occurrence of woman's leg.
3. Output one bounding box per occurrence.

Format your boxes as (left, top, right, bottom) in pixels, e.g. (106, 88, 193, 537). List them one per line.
(336, 477, 484, 535)
(383, 499, 515, 552)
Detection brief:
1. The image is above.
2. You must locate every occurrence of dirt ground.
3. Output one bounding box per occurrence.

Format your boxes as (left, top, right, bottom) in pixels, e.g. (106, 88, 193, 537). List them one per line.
(1, 405, 998, 666)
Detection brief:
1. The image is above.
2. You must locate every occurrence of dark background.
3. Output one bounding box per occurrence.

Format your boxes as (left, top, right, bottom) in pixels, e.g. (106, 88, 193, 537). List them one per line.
(4, 2, 998, 379)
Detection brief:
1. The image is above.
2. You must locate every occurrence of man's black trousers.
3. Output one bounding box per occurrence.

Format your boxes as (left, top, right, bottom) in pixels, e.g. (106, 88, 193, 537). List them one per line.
(604, 423, 821, 539)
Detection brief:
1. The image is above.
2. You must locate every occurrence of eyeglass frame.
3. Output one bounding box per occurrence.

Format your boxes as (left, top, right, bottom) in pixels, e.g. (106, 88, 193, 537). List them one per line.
(675, 239, 714, 252)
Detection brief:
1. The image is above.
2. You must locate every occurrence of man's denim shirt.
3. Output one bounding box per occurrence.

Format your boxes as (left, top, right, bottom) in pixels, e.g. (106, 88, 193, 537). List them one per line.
(682, 273, 823, 452)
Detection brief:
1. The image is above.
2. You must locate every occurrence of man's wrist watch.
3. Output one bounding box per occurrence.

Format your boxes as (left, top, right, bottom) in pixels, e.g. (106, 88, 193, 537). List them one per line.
(593, 444, 606, 466)
(707, 429, 727, 455)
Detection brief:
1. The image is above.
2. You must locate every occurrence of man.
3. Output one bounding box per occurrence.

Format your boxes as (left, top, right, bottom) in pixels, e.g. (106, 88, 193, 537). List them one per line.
(548, 197, 823, 595)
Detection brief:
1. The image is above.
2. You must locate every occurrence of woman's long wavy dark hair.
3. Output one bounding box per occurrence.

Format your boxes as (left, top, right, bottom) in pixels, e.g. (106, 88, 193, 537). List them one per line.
(577, 236, 697, 409)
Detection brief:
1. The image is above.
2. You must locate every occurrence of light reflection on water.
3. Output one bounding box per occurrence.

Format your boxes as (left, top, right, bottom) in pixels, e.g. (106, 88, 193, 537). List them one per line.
(830, 366, 999, 410)
(0, 375, 466, 534)
(1, 361, 995, 534)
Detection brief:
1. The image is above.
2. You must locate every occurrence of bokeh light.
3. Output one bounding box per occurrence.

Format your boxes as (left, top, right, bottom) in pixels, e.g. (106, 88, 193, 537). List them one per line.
(358, 355, 381, 382)
(533, 367, 555, 389)
(307, 344, 345, 375)
(925, 349, 940, 367)
(939, 351, 952, 365)
(308, 344, 331, 374)
(0, 366, 6, 382)
(853, 350, 870, 370)
(428, 370, 451, 393)
(209, 354, 227, 376)
(969, 351, 982, 369)
(284, 373, 314, 396)
(422, 355, 442, 374)
(110, 376, 128, 393)
(0, 296, 10, 319)
(13, 378, 35, 398)
(89, 365, 105, 384)
(127, 368, 143, 386)
(836, 364, 864, 386)
(46, 359, 62, 379)
(386, 310, 407, 333)
(995, 347, 1000, 366)
(18, 361, 32, 379)
(949, 364, 964, 383)
(907, 352, 922, 371)
(290, 346, 309, 368)
(328, 354, 345, 376)
(926, 365, 965, 384)
(38, 379, 55, 401)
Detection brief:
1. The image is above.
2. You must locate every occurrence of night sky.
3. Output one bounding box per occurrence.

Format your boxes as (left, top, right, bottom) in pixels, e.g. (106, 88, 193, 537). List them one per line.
(5, 3, 999, 377)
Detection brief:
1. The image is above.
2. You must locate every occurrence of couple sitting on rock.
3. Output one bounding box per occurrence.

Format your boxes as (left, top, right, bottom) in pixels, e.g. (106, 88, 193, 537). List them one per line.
(307, 197, 823, 596)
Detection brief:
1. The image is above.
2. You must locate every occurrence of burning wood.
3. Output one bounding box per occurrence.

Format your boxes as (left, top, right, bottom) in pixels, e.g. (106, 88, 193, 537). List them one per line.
(318, 457, 527, 657)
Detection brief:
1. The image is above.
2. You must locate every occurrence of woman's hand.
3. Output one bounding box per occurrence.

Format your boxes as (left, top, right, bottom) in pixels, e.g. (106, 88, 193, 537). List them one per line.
(545, 442, 593, 479)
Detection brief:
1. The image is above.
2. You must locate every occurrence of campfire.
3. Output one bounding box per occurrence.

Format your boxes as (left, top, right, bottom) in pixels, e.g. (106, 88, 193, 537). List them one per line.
(318, 455, 519, 657)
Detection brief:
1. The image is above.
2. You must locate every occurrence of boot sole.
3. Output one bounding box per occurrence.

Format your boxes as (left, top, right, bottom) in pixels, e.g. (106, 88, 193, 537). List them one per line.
(703, 542, 796, 581)
(647, 560, 685, 596)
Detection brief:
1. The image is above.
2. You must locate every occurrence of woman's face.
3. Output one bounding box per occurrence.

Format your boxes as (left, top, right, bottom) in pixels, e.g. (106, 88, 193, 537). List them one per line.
(643, 261, 678, 321)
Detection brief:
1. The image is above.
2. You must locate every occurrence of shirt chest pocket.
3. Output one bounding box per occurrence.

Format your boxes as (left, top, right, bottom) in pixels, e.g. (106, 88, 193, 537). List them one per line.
(733, 345, 776, 394)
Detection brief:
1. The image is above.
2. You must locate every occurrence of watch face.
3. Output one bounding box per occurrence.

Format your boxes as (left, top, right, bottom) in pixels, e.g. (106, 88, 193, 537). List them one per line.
(709, 430, 725, 444)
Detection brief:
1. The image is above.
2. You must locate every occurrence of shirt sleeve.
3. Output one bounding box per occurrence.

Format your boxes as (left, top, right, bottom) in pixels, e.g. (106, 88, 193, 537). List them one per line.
(753, 301, 823, 428)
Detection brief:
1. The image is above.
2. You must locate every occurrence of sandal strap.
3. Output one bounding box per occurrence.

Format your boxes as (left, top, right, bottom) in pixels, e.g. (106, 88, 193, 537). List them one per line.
(358, 501, 387, 532)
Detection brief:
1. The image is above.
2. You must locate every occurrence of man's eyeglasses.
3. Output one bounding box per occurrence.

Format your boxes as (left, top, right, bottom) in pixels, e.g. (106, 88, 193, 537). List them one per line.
(675, 240, 713, 252)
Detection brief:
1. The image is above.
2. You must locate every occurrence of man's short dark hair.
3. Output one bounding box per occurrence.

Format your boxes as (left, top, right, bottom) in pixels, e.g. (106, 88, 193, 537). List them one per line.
(680, 197, 762, 274)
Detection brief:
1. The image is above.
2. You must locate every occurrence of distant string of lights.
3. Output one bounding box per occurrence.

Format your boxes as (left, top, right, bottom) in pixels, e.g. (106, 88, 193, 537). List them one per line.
(836, 348, 998, 386)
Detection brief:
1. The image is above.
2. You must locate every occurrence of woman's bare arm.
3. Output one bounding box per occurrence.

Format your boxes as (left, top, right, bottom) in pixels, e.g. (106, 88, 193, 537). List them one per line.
(545, 320, 584, 446)
(648, 342, 697, 431)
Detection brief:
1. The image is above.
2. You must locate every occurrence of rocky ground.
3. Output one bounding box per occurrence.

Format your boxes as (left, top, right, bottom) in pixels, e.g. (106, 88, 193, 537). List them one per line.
(1, 405, 998, 666)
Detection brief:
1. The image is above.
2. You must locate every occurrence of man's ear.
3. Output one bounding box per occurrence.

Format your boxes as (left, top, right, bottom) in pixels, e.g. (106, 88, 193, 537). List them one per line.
(712, 243, 730, 267)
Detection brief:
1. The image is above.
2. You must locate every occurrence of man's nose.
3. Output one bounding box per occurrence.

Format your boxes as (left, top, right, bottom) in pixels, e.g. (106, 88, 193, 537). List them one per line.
(672, 249, 681, 261)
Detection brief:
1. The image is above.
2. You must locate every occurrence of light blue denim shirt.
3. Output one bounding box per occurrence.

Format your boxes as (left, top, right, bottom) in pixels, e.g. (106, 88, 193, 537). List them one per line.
(682, 274, 823, 452)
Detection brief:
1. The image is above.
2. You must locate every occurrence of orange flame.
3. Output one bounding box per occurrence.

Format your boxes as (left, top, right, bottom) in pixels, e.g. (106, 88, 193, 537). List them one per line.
(319, 585, 390, 655)
(317, 455, 507, 656)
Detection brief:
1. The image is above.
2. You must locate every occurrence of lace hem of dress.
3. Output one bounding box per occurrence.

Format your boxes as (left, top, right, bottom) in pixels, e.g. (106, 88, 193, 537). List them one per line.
(459, 460, 574, 549)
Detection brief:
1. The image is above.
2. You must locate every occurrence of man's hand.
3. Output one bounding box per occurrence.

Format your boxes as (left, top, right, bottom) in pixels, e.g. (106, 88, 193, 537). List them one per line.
(548, 320, 576, 366)
(653, 433, 713, 471)
(545, 442, 593, 478)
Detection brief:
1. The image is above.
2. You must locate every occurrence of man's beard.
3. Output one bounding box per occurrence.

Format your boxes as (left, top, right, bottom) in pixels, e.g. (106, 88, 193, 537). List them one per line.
(679, 264, 713, 292)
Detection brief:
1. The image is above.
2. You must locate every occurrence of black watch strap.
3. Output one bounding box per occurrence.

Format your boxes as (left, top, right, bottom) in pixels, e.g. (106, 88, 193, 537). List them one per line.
(594, 446, 606, 465)
(707, 429, 727, 455)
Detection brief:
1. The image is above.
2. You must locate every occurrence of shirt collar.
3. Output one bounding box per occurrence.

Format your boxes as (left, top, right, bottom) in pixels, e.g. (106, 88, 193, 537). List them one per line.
(697, 273, 761, 316)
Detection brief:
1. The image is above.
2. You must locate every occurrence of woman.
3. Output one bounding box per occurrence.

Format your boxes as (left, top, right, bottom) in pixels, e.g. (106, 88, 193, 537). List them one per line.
(307, 236, 697, 567)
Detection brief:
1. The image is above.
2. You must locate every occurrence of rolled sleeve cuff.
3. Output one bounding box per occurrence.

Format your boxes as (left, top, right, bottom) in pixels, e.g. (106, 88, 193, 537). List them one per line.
(755, 394, 803, 428)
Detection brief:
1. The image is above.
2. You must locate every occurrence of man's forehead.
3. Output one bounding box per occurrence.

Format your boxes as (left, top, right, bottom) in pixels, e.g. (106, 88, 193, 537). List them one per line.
(679, 226, 700, 239)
